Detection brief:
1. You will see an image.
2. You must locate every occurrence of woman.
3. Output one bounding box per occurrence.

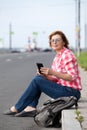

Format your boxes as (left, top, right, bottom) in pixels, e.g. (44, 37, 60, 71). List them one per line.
(4, 30, 82, 117)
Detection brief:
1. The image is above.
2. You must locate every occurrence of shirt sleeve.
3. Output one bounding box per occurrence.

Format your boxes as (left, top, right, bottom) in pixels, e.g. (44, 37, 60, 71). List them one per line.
(62, 52, 78, 81)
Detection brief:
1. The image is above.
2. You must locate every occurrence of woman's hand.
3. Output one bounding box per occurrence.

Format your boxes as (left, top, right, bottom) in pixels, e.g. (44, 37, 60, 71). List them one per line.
(40, 67, 53, 75)
(36, 69, 42, 76)
(36, 68, 54, 81)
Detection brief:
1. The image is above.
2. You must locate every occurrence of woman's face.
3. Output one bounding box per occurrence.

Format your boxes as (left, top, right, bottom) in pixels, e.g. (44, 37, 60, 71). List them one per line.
(50, 34, 64, 52)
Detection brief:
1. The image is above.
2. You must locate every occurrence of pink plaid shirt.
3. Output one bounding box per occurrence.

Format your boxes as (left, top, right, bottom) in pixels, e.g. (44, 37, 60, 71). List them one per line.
(51, 47, 82, 90)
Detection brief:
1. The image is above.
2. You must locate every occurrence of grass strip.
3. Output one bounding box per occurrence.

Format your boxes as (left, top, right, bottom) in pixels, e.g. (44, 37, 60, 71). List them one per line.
(76, 52, 87, 70)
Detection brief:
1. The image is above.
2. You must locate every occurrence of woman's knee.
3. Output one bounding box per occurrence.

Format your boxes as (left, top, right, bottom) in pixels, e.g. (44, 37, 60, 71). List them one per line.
(33, 75, 44, 82)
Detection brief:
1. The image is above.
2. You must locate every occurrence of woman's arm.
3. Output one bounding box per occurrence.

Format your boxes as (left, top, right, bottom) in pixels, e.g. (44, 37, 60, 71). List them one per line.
(40, 67, 72, 81)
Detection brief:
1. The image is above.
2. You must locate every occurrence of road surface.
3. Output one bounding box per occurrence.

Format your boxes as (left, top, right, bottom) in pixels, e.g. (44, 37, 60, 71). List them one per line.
(0, 52, 61, 130)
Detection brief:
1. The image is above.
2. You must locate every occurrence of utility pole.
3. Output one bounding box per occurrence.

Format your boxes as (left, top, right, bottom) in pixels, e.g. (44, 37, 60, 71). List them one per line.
(75, 0, 81, 56)
(85, 0, 87, 49)
(9, 23, 12, 51)
(75, 0, 78, 51)
(77, 0, 81, 56)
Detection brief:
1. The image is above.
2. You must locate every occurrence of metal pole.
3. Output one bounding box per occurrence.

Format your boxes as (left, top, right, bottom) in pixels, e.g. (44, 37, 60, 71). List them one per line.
(85, 0, 87, 49)
(77, 0, 81, 56)
(9, 23, 12, 50)
(75, 0, 78, 51)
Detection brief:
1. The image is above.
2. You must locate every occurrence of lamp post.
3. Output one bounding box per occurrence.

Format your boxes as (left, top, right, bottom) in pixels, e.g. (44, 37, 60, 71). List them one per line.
(75, 0, 81, 56)
(75, 0, 78, 51)
(77, 0, 81, 56)
(9, 23, 14, 51)
(9, 23, 12, 50)
(85, 0, 87, 49)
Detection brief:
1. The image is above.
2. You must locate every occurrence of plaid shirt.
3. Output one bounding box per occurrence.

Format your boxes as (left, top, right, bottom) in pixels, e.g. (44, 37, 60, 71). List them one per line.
(51, 47, 82, 90)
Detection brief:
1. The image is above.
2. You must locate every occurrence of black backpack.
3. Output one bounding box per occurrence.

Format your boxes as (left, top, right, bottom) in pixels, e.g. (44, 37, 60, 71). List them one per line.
(34, 96, 78, 128)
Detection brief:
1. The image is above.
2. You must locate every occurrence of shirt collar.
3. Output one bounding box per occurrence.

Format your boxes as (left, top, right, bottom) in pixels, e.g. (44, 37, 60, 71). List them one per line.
(56, 47, 66, 57)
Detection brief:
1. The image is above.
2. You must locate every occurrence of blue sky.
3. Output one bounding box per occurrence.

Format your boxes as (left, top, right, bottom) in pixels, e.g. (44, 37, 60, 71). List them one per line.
(0, 0, 86, 49)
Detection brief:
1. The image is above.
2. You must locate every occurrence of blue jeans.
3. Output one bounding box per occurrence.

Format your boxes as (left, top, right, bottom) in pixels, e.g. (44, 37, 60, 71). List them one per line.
(15, 75, 81, 112)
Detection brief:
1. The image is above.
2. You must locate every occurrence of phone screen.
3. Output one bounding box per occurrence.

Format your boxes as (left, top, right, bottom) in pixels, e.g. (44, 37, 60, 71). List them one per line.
(36, 63, 43, 73)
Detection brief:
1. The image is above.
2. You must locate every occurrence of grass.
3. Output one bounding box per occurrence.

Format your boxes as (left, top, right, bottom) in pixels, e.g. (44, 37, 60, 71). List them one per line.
(76, 52, 87, 70)
(75, 109, 84, 129)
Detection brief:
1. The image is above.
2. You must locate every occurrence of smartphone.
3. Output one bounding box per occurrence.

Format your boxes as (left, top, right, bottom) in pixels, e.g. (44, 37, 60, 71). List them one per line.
(36, 63, 44, 73)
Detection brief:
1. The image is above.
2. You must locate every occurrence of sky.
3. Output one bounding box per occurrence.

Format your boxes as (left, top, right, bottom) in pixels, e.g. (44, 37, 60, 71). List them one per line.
(0, 0, 87, 49)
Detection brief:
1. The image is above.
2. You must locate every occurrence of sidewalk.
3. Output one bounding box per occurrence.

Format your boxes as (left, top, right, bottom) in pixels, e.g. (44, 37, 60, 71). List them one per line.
(78, 67, 87, 130)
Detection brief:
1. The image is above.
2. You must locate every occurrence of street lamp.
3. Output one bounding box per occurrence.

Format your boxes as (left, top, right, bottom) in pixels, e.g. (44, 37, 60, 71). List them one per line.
(77, 0, 81, 56)
(85, 0, 87, 49)
(9, 23, 14, 51)
(9, 23, 12, 50)
(75, 0, 81, 56)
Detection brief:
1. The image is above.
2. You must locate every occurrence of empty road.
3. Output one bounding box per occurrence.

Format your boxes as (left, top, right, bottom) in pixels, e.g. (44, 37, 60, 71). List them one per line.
(0, 52, 61, 130)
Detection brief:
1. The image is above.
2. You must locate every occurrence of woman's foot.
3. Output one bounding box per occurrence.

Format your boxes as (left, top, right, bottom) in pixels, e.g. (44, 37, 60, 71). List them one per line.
(23, 106, 36, 112)
(3, 106, 18, 115)
(10, 106, 18, 113)
(15, 106, 37, 117)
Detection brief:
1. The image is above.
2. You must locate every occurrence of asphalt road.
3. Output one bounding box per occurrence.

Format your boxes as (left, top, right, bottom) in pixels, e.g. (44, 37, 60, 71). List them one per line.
(0, 52, 61, 130)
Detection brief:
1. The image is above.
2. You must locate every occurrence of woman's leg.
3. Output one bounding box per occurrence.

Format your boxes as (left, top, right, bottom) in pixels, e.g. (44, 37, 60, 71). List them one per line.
(15, 75, 80, 112)
(15, 77, 41, 112)
(32, 75, 81, 99)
